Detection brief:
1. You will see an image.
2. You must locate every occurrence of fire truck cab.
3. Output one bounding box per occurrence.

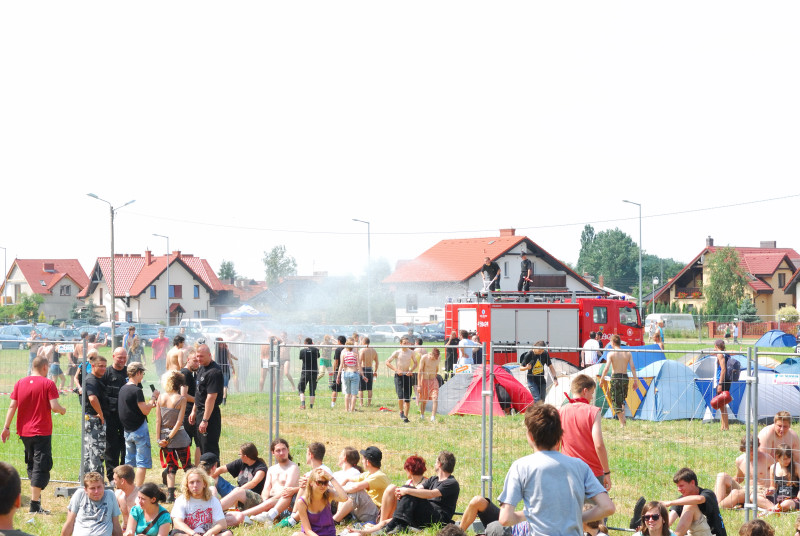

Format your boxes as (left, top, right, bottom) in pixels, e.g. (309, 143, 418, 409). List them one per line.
(444, 290, 643, 367)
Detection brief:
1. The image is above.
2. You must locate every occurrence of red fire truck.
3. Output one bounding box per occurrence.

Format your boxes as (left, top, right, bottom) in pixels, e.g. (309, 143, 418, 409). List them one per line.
(444, 290, 643, 367)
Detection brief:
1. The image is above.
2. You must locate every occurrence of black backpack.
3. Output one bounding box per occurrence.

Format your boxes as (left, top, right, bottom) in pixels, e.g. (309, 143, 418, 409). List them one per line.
(725, 354, 741, 383)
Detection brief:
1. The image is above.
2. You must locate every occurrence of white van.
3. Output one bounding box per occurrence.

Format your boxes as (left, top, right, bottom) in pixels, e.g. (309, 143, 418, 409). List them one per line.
(644, 314, 697, 332)
(179, 318, 222, 331)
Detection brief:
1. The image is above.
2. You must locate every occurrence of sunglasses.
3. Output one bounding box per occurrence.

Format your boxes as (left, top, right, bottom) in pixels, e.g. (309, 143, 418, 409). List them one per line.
(315, 480, 329, 486)
(643, 514, 661, 522)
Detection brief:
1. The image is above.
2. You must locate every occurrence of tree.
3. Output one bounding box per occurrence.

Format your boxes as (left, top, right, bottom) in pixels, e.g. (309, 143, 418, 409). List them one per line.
(15, 293, 44, 322)
(219, 260, 237, 281)
(576, 227, 638, 291)
(263, 246, 297, 285)
(777, 305, 799, 323)
(737, 298, 760, 323)
(701, 246, 748, 316)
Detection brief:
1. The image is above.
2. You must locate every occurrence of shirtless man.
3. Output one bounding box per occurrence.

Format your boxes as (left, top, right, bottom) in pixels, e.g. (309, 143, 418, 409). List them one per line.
(166, 335, 186, 372)
(112, 465, 138, 527)
(598, 334, 637, 427)
(39, 340, 64, 390)
(358, 337, 379, 407)
(243, 438, 299, 525)
(417, 348, 441, 422)
(715, 436, 775, 510)
(386, 337, 419, 423)
(758, 411, 800, 459)
(280, 332, 295, 390)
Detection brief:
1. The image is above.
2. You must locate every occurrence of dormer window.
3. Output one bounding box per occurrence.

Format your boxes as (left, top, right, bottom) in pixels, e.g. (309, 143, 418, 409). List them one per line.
(40, 280, 46, 286)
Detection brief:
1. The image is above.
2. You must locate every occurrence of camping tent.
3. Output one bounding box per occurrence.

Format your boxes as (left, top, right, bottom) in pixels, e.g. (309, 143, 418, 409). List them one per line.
(776, 357, 800, 375)
(449, 365, 533, 416)
(220, 304, 270, 325)
(598, 344, 666, 370)
(754, 330, 797, 348)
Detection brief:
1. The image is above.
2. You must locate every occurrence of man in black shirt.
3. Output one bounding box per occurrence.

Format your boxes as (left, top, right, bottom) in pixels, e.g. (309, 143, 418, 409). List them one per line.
(664, 467, 727, 536)
(118, 362, 159, 487)
(82, 354, 110, 478)
(190, 344, 223, 457)
(298, 338, 320, 410)
(517, 253, 532, 292)
(481, 257, 501, 291)
(103, 347, 129, 482)
(329, 336, 345, 408)
(180, 349, 200, 466)
(384, 451, 460, 532)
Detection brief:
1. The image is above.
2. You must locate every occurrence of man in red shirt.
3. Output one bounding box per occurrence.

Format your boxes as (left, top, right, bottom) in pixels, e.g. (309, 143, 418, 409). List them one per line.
(1, 356, 67, 514)
(151, 328, 170, 377)
(558, 373, 611, 491)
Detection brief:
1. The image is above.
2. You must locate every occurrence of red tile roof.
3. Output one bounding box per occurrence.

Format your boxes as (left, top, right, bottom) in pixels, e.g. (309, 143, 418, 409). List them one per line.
(222, 281, 269, 302)
(9, 259, 89, 295)
(82, 252, 225, 298)
(383, 235, 593, 290)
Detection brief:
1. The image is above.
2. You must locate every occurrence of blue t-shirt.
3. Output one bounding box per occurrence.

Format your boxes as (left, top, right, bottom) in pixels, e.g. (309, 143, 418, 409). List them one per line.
(215, 476, 235, 497)
(129, 505, 171, 536)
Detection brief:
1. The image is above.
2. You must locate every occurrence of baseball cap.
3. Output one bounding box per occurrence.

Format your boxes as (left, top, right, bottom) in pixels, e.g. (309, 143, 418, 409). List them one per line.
(199, 452, 219, 466)
(360, 446, 382, 466)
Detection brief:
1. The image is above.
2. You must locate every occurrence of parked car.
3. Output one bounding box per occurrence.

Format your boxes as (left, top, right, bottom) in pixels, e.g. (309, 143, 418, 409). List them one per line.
(372, 324, 422, 343)
(352, 325, 386, 343)
(0, 326, 30, 350)
(165, 326, 203, 345)
(420, 324, 446, 342)
(53, 328, 82, 341)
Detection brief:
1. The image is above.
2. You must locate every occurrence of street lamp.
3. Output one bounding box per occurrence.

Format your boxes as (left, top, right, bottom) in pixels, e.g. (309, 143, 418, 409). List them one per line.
(87, 194, 135, 348)
(153, 234, 170, 325)
(623, 200, 643, 320)
(0, 246, 6, 305)
(352, 219, 371, 324)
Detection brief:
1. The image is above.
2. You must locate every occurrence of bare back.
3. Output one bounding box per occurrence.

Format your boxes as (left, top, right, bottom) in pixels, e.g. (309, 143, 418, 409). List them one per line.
(606, 349, 632, 375)
(166, 346, 183, 371)
(359, 347, 378, 370)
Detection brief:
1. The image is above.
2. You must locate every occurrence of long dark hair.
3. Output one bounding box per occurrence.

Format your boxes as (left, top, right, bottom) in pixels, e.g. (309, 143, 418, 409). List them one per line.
(139, 482, 166, 504)
(776, 443, 800, 483)
(637, 501, 670, 536)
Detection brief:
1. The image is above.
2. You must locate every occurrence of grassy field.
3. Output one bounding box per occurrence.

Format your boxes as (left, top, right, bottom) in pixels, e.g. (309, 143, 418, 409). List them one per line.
(1, 341, 797, 535)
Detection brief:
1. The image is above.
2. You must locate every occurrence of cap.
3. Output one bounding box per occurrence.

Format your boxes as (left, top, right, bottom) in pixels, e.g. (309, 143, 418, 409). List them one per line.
(360, 446, 382, 466)
(126, 362, 146, 376)
(199, 452, 219, 466)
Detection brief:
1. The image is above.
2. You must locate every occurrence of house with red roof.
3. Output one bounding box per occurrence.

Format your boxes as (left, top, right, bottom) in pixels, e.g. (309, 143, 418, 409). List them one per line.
(651, 237, 800, 317)
(383, 229, 596, 324)
(1, 259, 90, 322)
(78, 250, 226, 325)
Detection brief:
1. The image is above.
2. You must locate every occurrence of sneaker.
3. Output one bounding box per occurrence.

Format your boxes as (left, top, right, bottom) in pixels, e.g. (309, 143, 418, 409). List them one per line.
(29, 506, 50, 515)
(351, 523, 366, 531)
(243, 516, 254, 526)
(252, 512, 270, 524)
(403, 417, 410, 423)
(430, 415, 436, 422)
(276, 517, 292, 528)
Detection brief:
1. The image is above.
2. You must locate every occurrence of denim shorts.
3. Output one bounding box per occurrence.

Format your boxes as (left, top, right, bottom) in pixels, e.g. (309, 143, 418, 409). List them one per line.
(527, 378, 545, 403)
(124, 421, 152, 469)
(343, 371, 360, 396)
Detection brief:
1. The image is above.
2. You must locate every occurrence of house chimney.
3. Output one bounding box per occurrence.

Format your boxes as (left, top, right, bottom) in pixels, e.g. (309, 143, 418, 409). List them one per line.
(43, 263, 55, 273)
(499, 228, 516, 237)
(599, 275, 605, 288)
(172, 251, 181, 258)
(760, 241, 777, 249)
(706, 236, 714, 247)
(145, 250, 152, 265)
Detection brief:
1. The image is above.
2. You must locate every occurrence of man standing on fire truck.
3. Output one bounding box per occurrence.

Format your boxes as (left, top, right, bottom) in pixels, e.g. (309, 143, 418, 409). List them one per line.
(482, 257, 501, 291)
(517, 253, 532, 292)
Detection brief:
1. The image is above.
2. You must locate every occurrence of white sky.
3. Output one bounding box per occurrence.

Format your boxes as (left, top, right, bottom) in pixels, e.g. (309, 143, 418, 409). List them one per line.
(2, 2, 798, 284)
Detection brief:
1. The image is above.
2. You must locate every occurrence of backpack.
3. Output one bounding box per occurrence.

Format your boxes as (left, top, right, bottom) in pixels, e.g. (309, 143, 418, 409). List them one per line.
(725, 354, 741, 383)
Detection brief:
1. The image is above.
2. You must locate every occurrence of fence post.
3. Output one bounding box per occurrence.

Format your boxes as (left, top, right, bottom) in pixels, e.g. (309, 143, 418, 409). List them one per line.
(268, 338, 275, 465)
(480, 342, 488, 498)
(488, 341, 495, 500)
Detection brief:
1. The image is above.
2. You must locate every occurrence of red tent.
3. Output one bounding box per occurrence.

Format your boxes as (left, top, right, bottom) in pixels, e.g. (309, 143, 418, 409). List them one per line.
(449, 365, 533, 416)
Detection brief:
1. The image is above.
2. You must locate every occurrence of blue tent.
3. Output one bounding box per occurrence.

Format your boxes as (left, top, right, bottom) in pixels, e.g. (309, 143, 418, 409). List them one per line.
(755, 330, 797, 348)
(598, 343, 665, 370)
(603, 360, 706, 421)
(776, 357, 800, 375)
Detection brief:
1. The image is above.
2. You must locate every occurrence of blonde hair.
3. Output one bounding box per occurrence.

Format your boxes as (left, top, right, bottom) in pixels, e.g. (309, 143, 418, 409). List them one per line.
(162, 370, 185, 393)
(181, 467, 212, 501)
(302, 467, 332, 505)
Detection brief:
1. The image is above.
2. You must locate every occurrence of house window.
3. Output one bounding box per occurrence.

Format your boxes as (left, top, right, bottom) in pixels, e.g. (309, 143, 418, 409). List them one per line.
(150, 285, 157, 299)
(194, 310, 208, 318)
(99, 292, 103, 305)
(59, 285, 71, 296)
(503, 262, 509, 278)
(125, 311, 133, 322)
(406, 294, 418, 313)
(593, 307, 608, 324)
(193, 285, 200, 299)
(779, 273, 786, 288)
(429, 314, 438, 321)
(170, 285, 182, 299)
(779, 303, 787, 310)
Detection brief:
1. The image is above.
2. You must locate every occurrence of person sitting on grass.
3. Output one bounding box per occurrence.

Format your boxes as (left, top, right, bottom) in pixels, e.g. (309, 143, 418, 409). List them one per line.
(291, 468, 348, 536)
(123, 483, 171, 536)
(715, 436, 775, 511)
(113, 464, 138, 527)
(241, 437, 299, 525)
(0, 462, 34, 536)
(738, 519, 774, 536)
(767, 443, 800, 512)
(486, 404, 613, 536)
(334, 446, 390, 526)
(171, 467, 232, 536)
(214, 442, 268, 512)
(275, 442, 335, 529)
(663, 467, 727, 536)
(354, 455, 429, 534)
(198, 453, 245, 528)
(62, 471, 122, 536)
(633, 501, 673, 536)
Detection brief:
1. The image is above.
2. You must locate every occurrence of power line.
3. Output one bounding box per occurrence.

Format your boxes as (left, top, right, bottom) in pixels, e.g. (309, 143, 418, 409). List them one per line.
(126, 193, 800, 236)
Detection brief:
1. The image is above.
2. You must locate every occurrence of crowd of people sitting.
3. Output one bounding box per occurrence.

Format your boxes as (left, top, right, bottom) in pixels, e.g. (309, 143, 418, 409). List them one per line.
(4, 335, 800, 536)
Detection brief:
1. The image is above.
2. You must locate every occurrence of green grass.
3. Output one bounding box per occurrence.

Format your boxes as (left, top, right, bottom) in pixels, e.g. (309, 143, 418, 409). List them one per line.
(2, 344, 798, 535)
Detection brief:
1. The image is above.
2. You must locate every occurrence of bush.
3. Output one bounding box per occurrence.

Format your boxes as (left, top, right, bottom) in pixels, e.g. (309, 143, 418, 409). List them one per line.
(777, 305, 800, 323)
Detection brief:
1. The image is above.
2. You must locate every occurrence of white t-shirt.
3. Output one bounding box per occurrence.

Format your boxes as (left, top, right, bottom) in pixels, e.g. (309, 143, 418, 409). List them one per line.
(333, 466, 361, 484)
(582, 338, 600, 366)
(459, 339, 479, 359)
(171, 495, 225, 533)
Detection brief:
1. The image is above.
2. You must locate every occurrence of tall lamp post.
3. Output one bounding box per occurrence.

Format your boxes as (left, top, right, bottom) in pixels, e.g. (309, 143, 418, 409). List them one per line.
(153, 234, 170, 325)
(0, 246, 6, 305)
(352, 219, 371, 324)
(623, 200, 643, 320)
(88, 194, 135, 348)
